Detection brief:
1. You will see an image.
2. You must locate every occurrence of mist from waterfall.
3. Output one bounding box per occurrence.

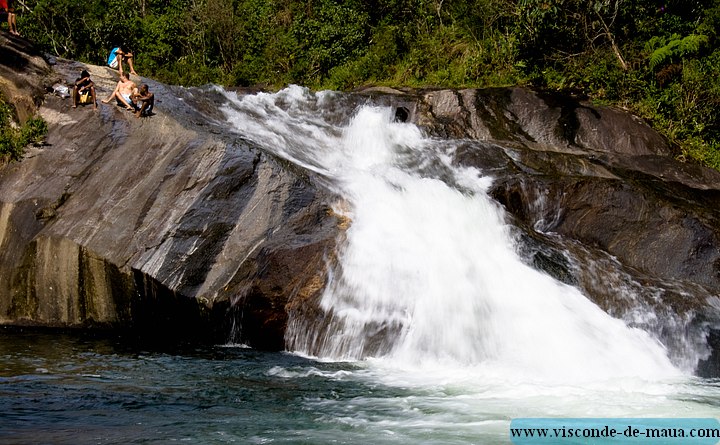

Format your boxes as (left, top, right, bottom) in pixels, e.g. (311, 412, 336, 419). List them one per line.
(221, 85, 684, 385)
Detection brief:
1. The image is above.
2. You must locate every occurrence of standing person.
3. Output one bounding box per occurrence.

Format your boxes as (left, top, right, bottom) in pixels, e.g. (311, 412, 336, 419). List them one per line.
(0, 0, 17, 35)
(132, 84, 154, 118)
(72, 69, 97, 110)
(107, 46, 138, 77)
(6, 0, 17, 35)
(101, 73, 137, 111)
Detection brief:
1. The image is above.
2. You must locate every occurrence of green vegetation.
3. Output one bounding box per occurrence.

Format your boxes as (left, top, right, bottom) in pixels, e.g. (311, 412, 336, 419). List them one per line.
(0, 95, 47, 162)
(13, 0, 720, 169)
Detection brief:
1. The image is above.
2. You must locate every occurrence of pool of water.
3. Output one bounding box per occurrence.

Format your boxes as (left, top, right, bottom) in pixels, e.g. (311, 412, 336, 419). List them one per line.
(1, 328, 719, 445)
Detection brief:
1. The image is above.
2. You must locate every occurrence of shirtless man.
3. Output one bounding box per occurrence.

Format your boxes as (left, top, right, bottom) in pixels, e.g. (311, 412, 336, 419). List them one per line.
(102, 73, 137, 111)
(132, 84, 154, 118)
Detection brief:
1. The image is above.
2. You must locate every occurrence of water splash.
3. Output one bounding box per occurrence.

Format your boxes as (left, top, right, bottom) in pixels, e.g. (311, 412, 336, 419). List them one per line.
(222, 87, 682, 384)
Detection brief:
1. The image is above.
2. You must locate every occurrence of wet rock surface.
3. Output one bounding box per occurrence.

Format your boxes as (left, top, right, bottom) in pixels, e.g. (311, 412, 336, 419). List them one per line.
(416, 87, 720, 376)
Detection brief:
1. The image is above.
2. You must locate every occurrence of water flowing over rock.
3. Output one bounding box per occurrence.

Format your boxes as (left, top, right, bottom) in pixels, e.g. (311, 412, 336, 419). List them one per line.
(1, 35, 719, 376)
(413, 88, 720, 376)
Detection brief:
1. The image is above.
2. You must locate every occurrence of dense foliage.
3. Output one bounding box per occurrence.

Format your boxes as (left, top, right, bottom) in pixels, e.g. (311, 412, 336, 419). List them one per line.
(12, 0, 720, 169)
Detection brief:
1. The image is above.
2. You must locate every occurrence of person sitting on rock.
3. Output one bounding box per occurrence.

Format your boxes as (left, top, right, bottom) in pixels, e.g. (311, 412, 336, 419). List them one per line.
(131, 84, 154, 118)
(72, 69, 97, 110)
(107, 46, 138, 77)
(101, 73, 137, 111)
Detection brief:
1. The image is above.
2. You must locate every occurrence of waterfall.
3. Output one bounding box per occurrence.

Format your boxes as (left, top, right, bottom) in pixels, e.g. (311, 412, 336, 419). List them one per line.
(222, 86, 682, 383)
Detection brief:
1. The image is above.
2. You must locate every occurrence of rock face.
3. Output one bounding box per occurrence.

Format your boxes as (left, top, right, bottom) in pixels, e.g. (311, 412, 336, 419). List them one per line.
(413, 88, 720, 376)
(416, 88, 720, 292)
(0, 36, 49, 124)
(1, 35, 720, 375)
(0, 35, 341, 348)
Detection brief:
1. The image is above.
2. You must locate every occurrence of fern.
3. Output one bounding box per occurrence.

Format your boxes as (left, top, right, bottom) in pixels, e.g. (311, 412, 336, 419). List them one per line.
(678, 34, 709, 57)
(644, 37, 661, 53)
(649, 45, 674, 69)
(647, 34, 708, 69)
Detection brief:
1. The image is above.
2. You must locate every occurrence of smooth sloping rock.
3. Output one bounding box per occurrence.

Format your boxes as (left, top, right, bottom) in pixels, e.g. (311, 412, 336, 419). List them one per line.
(0, 38, 341, 347)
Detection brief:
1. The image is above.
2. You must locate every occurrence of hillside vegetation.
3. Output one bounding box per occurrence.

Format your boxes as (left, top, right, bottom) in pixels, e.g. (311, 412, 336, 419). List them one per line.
(0, 94, 47, 162)
(11, 0, 720, 169)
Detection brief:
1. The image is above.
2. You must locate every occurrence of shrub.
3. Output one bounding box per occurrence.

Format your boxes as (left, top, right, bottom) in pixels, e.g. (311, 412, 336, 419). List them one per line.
(0, 97, 48, 162)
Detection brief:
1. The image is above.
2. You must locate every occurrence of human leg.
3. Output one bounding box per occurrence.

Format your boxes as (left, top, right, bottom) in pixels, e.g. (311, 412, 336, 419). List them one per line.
(90, 86, 98, 109)
(101, 91, 115, 104)
(124, 52, 137, 75)
(102, 81, 122, 104)
(119, 93, 136, 111)
(101, 91, 133, 110)
(144, 96, 154, 114)
(8, 0, 17, 35)
(8, 12, 16, 35)
(101, 88, 122, 104)
(135, 99, 152, 117)
(117, 54, 125, 76)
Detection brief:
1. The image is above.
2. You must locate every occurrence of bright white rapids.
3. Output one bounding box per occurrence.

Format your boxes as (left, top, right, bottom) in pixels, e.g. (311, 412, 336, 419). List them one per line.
(220, 85, 684, 386)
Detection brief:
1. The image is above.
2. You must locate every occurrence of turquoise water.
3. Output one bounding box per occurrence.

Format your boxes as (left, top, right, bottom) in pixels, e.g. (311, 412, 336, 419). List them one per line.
(2, 328, 719, 445)
(0, 329, 498, 445)
(0, 329, 394, 444)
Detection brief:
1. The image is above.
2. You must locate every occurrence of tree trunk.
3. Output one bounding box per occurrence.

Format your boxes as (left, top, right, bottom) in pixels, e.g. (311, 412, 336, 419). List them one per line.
(596, 9, 628, 71)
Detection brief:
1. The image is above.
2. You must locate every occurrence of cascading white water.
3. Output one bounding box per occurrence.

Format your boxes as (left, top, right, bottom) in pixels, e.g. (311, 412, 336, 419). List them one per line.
(221, 86, 683, 384)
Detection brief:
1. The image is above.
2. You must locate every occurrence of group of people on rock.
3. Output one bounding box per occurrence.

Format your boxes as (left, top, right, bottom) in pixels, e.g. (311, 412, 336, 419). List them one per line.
(72, 46, 154, 119)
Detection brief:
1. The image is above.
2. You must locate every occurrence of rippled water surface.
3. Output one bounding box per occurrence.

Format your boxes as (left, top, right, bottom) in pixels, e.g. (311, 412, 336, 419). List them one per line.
(2, 329, 719, 445)
(0, 329, 397, 444)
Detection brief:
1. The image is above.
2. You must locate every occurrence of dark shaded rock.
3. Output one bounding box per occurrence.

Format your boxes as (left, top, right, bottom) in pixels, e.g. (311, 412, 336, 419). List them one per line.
(697, 328, 720, 377)
(418, 87, 720, 294)
(419, 88, 674, 157)
(0, 34, 51, 124)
